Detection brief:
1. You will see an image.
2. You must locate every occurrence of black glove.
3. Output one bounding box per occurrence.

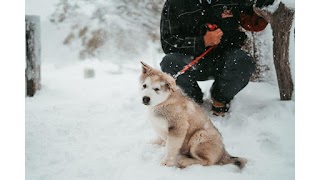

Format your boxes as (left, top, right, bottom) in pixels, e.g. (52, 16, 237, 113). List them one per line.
(255, 0, 275, 8)
(239, 0, 275, 8)
(240, 0, 255, 7)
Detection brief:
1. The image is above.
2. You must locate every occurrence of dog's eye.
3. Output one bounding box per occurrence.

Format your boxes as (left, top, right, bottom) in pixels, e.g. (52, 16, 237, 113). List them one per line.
(143, 84, 147, 89)
(154, 88, 160, 92)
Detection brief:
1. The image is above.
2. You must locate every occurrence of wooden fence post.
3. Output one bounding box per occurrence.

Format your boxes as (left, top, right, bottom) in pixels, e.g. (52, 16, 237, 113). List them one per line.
(25, 15, 41, 97)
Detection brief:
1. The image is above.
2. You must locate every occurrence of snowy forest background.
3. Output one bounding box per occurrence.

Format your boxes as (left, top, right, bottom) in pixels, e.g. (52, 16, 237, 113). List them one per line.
(25, 0, 295, 180)
(26, 0, 294, 82)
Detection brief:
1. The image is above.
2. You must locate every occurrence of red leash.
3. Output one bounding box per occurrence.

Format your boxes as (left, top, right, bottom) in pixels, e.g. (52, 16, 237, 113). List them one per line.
(173, 24, 218, 79)
(173, 46, 215, 79)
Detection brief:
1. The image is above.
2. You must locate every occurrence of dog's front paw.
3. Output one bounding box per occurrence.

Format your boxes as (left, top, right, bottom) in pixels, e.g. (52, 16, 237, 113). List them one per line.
(161, 157, 176, 167)
(177, 158, 189, 168)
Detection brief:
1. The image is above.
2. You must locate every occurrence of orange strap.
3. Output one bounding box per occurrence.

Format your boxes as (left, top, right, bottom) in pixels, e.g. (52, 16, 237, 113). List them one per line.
(173, 46, 215, 79)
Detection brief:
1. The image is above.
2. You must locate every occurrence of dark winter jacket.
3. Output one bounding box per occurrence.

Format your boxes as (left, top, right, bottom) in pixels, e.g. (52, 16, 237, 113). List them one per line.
(160, 0, 268, 56)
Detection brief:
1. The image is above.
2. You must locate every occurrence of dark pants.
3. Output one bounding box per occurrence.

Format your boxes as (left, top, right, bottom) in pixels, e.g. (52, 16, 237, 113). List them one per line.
(160, 48, 255, 104)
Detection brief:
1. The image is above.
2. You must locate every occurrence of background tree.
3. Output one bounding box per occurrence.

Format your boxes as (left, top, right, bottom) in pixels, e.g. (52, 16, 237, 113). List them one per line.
(50, 0, 295, 100)
(243, 31, 272, 82)
(50, 0, 165, 60)
(26, 15, 41, 96)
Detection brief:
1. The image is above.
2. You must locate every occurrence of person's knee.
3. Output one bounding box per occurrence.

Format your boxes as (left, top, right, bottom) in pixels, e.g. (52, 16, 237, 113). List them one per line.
(240, 54, 255, 74)
(225, 49, 255, 74)
(160, 54, 175, 72)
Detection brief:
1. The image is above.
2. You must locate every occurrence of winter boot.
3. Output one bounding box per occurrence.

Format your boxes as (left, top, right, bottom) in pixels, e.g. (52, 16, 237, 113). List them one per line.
(212, 100, 230, 117)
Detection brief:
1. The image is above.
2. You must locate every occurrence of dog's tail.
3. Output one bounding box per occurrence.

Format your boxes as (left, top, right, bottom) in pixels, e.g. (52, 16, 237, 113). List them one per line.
(218, 150, 247, 169)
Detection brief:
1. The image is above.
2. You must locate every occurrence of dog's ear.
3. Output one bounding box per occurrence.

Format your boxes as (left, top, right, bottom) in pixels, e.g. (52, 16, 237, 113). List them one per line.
(141, 61, 152, 74)
(165, 76, 177, 92)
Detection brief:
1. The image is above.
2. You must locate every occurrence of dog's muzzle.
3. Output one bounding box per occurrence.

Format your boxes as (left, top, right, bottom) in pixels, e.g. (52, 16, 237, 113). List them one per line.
(142, 96, 150, 105)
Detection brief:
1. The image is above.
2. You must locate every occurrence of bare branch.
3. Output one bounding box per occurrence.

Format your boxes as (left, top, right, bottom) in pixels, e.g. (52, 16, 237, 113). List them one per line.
(253, 6, 272, 22)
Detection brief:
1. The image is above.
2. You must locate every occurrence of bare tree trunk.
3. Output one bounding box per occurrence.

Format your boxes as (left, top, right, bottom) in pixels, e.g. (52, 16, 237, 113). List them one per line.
(246, 31, 267, 82)
(252, 32, 259, 61)
(26, 15, 41, 97)
(271, 3, 294, 100)
(250, 32, 261, 81)
(254, 2, 294, 100)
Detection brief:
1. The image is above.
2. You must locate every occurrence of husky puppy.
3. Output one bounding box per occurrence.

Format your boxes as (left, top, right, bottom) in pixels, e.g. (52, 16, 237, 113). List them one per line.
(139, 62, 247, 168)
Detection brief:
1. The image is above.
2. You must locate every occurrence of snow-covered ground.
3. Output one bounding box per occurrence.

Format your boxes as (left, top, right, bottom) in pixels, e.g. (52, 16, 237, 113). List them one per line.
(26, 60, 294, 180)
(24, 0, 295, 179)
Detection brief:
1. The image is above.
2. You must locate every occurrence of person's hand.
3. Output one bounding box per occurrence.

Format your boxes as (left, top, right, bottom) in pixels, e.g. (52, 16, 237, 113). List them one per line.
(203, 28, 223, 47)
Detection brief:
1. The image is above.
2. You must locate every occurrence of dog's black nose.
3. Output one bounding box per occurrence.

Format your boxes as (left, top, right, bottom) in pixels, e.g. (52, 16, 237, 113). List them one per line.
(142, 96, 150, 105)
